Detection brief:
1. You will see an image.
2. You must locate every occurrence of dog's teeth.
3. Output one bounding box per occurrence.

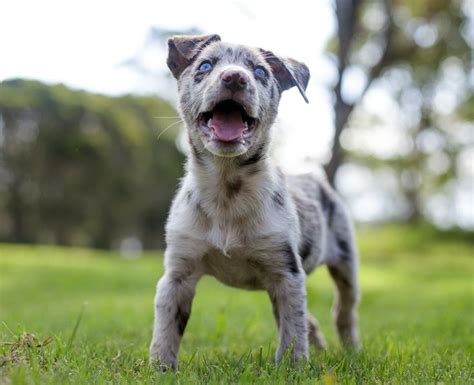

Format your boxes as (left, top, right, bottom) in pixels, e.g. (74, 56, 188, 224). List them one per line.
(207, 118, 212, 127)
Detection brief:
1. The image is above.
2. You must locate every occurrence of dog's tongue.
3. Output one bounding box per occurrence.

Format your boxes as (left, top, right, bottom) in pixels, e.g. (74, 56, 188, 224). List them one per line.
(210, 110, 245, 142)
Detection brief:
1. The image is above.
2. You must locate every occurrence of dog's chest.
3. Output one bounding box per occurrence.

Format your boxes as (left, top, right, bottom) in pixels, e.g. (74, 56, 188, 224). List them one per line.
(200, 216, 287, 290)
(206, 219, 242, 252)
(202, 246, 275, 290)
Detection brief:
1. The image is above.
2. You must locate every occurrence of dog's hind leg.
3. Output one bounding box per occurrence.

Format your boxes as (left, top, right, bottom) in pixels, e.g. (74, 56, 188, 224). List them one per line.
(322, 194, 361, 349)
(327, 255, 361, 349)
(307, 313, 327, 350)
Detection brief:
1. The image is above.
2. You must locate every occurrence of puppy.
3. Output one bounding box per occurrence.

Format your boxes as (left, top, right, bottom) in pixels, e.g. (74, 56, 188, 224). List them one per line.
(150, 34, 360, 370)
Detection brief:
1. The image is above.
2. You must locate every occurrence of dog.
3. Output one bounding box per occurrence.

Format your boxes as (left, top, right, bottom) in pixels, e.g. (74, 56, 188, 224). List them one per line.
(149, 34, 361, 370)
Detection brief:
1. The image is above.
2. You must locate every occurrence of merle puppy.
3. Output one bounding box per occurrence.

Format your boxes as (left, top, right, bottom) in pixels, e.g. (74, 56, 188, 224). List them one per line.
(150, 34, 361, 370)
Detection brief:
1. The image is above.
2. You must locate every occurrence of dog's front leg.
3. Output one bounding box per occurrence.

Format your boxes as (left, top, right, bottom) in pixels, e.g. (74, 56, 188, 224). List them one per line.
(269, 272, 309, 363)
(149, 269, 199, 370)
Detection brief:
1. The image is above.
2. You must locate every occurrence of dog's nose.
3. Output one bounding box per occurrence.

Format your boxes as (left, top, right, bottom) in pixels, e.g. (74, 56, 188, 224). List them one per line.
(221, 69, 249, 92)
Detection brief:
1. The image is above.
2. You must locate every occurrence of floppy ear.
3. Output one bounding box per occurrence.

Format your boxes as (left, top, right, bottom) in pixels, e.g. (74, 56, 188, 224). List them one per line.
(260, 49, 310, 103)
(167, 34, 221, 79)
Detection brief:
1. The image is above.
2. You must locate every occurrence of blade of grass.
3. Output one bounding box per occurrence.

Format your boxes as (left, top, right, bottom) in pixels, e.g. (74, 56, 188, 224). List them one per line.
(1, 322, 15, 337)
(67, 303, 86, 351)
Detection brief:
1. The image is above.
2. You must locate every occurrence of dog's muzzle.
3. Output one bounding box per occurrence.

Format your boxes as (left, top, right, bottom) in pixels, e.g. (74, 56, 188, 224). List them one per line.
(221, 69, 249, 93)
(199, 100, 257, 144)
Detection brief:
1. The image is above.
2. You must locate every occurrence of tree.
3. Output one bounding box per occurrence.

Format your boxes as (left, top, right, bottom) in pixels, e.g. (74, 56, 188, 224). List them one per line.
(0, 79, 185, 248)
(326, 0, 472, 224)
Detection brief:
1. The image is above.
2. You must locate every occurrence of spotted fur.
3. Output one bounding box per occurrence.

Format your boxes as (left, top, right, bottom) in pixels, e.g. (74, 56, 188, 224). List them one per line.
(150, 34, 361, 370)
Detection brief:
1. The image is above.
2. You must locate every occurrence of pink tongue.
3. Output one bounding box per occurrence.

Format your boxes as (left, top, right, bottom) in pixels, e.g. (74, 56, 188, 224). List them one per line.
(210, 110, 245, 142)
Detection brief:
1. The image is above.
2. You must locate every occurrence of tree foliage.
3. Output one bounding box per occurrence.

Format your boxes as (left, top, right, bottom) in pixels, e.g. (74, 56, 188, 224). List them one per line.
(327, 0, 472, 223)
(0, 79, 184, 248)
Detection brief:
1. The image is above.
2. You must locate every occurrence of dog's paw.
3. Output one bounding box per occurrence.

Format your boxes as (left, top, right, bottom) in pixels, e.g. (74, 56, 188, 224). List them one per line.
(309, 331, 327, 351)
(149, 348, 178, 371)
(341, 330, 361, 351)
(275, 344, 309, 366)
(150, 357, 177, 372)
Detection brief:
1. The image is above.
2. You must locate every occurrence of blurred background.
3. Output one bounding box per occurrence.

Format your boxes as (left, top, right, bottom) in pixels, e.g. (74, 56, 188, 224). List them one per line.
(0, 0, 472, 251)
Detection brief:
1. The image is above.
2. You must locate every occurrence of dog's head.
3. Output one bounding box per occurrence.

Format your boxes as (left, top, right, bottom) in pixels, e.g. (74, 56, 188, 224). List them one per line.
(167, 34, 310, 158)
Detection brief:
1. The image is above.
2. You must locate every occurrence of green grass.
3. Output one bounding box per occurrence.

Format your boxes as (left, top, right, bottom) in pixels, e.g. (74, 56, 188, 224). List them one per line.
(0, 225, 473, 384)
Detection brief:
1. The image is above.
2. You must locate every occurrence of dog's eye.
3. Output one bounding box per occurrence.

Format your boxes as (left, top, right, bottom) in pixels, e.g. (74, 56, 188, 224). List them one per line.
(198, 61, 213, 73)
(254, 66, 267, 79)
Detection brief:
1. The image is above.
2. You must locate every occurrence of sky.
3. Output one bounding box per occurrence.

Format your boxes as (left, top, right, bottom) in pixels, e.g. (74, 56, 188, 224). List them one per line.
(1, 0, 472, 227)
(0, 0, 339, 172)
(0, 1, 335, 92)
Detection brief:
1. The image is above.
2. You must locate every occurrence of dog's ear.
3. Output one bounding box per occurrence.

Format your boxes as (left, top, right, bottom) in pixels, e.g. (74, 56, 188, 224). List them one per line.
(260, 49, 310, 103)
(167, 34, 221, 79)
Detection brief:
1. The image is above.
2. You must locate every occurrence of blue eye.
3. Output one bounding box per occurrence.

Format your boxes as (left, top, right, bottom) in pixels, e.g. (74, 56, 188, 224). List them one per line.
(254, 66, 267, 78)
(198, 61, 213, 72)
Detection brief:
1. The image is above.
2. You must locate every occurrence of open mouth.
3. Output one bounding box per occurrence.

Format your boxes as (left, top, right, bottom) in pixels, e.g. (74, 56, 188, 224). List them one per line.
(199, 100, 257, 144)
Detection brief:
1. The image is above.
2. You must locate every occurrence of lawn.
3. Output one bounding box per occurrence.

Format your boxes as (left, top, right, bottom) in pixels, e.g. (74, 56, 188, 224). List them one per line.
(0, 225, 473, 384)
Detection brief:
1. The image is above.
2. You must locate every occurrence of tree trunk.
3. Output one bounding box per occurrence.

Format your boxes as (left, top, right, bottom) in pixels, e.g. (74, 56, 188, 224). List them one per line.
(324, 0, 361, 187)
(325, 95, 354, 185)
(8, 178, 24, 242)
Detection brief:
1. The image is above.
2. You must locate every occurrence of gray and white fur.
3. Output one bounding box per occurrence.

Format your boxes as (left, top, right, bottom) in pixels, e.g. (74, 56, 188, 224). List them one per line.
(150, 34, 361, 370)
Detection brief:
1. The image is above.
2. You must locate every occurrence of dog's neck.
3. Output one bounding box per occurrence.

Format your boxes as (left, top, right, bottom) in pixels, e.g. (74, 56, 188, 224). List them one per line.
(186, 142, 279, 219)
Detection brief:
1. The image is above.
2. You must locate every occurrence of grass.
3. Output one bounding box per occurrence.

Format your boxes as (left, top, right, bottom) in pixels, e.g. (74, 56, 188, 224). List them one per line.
(0, 224, 473, 384)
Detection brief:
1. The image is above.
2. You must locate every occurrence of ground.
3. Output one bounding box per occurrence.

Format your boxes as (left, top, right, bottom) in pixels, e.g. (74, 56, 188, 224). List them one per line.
(0, 225, 473, 384)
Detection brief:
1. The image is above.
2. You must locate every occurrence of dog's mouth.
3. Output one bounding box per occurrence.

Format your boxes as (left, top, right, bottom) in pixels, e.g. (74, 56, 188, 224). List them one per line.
(199, 100, 257, 144)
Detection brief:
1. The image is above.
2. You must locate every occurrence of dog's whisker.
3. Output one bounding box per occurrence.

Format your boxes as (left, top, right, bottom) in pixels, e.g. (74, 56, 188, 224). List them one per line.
(155, 119, 184, 142)
(190, 40, 207, 50)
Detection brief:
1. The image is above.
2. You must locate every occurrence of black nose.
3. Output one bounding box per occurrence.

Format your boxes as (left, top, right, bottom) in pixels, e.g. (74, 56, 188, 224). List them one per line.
(221, 69, 249, 92)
